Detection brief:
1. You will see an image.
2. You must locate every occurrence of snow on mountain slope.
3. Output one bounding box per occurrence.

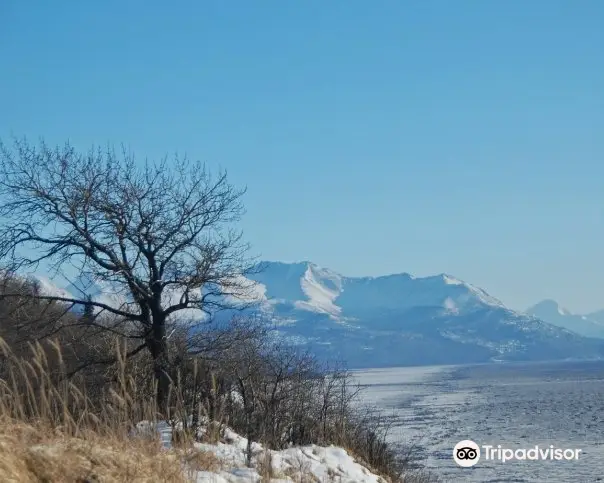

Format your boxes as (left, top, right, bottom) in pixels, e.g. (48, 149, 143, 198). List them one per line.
(247, 261, 507, 319)
(335, 272, 506, 315)
(28, 274, 73, 299)
(50, 271, 265, 321)
(23, 261, 507, 322)
(295, 264, 342, 316)
(250, 262, 310, 303)
(527, 300, 604, 339)
(246, 263, 604, 366)
(441, 274, 507, 308)
(66, 273, 136, 314)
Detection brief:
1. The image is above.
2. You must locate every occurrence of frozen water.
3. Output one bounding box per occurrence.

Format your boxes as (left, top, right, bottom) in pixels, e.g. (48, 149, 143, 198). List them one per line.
(354, 360, 604, 482)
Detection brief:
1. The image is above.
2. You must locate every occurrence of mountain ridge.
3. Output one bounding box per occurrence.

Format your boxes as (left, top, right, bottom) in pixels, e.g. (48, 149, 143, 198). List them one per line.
(251, 260, 507, 318)
(527, 299, 604, 339)
(20, 261, 604, 367)
(241, 262, 604, 366)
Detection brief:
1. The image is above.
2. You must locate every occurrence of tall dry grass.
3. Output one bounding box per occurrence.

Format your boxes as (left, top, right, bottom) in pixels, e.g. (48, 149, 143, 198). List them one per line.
(0, 337, 157, 437)
(0, 337, 207, 483)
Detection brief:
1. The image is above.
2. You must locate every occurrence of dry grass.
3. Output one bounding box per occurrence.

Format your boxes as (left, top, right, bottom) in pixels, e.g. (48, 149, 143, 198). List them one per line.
(256, 450, 275, 481)
(0, 337, 158, 439)
(0, 338, 200, 482)
(283, 452, 318, 483)
(257, 449, 290, 482)
(0, 329, 439, 483)
(0, 420, 186, 483)
(180, 448, 222, 474)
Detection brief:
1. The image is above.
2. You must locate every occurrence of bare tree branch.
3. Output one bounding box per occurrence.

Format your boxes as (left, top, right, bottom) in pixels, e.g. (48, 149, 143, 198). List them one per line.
(0, 137, 257, 411)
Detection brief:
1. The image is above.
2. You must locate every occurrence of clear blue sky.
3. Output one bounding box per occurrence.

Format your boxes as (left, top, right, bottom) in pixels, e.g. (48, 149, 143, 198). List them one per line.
(1, 1, 603, 312)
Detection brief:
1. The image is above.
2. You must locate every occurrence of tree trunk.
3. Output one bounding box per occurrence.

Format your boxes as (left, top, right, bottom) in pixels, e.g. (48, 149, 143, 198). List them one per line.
(246, 415, 254, 467)
(155, 351, 171, 417)
(148, 314, 170, 417)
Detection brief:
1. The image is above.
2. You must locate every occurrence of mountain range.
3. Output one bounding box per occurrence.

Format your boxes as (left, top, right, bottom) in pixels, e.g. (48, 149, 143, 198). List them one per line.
(526, 300, 604, 339)
(241, 262, 604, 367)
(26, 261, 604, 368)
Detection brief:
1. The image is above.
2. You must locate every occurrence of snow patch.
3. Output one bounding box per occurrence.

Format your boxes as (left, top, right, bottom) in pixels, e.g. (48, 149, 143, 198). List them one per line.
(137, 422, 386, 483)
(295, 264, 342, 317)
(29, 275, 73, 299)
(443, 297, 458, 313)
(442, 275, 463, 286)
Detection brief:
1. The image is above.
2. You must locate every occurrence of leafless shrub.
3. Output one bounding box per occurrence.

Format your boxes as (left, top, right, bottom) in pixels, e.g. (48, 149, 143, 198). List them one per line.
(160, 319, 437, 481)
(256, 450, 277, 481)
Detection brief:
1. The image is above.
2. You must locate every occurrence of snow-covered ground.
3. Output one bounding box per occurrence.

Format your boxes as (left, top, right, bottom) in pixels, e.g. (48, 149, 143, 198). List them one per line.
(138, 421, 389, 483)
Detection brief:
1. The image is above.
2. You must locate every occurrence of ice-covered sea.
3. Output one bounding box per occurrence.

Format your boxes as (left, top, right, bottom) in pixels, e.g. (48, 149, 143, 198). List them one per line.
(354, 361, 604, 482)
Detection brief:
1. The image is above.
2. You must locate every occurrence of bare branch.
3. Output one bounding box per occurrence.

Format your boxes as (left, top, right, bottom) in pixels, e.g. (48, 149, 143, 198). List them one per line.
(0, 137, 256, 411)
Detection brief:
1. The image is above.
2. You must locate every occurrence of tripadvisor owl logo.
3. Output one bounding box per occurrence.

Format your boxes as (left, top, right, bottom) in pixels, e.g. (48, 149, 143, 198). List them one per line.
(453, 440, 480, 467)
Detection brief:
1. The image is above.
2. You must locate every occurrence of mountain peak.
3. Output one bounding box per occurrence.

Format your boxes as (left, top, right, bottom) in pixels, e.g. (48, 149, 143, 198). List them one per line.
(440, 274, 464, 285)
(528, 299, 571, 316)
(527, 299, 604, 339)
(246, 260, 509, 317)
(247, 261, 603, 366)
(257, 260, 338, 275)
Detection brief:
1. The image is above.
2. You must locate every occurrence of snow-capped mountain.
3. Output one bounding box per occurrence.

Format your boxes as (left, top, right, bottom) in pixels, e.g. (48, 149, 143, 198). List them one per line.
(24, 262, 604, 367)
(242, 262, 604, 367)
(250, 261, 506, 317)
(526, 300, 604, 339)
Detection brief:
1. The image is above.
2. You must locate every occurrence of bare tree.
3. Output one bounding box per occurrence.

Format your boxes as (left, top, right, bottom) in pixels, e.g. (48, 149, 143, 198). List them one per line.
(0, 138, 255, 412)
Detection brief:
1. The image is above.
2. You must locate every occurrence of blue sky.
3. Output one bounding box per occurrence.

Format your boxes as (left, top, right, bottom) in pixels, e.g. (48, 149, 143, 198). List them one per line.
(1, 1, 603, 312)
